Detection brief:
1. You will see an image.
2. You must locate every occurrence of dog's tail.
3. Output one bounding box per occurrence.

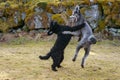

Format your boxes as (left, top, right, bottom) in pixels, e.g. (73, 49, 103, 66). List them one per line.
(39, 53, 51, 60)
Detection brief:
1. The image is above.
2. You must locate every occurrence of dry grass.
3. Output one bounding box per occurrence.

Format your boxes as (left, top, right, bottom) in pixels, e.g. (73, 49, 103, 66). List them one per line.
(0, 39, 120, 80)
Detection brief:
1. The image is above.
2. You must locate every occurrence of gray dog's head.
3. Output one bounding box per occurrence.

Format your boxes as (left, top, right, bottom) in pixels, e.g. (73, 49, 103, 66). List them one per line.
(69, 5, 84, 26)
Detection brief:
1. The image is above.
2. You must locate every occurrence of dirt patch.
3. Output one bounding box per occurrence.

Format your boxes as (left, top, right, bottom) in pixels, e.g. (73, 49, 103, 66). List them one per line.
(0, 40, 120, 80)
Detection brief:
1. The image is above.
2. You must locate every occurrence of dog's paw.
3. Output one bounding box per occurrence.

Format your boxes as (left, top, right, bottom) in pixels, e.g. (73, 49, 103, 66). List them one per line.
(52, 68, 58, 71)
(52, 67, 58, 71)
(81, 64, 84, 68)
(72, 58, 76, 62)
(57, 65, 62, 68)
(39, 55, 48, 60)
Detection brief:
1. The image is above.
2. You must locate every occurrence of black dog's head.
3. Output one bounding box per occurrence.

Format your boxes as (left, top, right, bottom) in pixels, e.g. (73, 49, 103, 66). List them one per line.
(47, 21, 59, 35)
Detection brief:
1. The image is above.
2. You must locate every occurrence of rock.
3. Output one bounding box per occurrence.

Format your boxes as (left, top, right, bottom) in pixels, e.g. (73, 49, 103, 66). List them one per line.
(21, 12, 26, 20)
(33, 15, 43, 29)
(84, 4, 100, 29)
(34, 7, 43, 13)
(105, 26, 120, 37)
(0, 9, 4, 17)
(25, 11, 49, 30)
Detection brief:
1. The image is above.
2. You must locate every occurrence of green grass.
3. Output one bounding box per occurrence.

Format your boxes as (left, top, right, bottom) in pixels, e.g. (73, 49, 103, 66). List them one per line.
(0, 39, 120, 80)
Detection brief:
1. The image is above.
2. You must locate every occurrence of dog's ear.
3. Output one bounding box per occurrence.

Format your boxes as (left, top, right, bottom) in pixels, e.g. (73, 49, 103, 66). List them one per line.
(73, 5, 81, 15)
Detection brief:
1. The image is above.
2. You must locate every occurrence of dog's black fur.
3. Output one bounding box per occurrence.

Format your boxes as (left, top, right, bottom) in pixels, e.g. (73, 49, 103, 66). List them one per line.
(39, 21, 85, 71)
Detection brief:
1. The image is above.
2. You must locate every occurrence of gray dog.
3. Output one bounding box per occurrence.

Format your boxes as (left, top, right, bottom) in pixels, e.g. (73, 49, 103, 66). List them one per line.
(63, 5, 97, 68)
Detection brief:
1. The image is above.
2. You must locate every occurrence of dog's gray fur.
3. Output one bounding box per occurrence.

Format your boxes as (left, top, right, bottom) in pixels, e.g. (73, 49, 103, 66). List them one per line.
(63, 5, 97, 68)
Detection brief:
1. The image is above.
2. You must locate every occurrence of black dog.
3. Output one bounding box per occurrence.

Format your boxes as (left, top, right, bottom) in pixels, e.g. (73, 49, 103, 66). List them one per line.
(39, 21, 85, 71)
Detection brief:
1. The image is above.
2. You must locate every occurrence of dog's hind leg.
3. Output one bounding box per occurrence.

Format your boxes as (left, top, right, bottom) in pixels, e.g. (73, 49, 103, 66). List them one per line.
(72, 38, 85, 61)
(57, 51, 64, 68)
(51, 56, 58, 71)
(72, 45, 82, 62)
(81, 46, 90, 68)
(51, 52, 61, 71)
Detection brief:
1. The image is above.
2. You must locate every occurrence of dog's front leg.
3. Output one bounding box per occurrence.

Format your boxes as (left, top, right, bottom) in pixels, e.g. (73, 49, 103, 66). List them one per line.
(81, 46, 90, 68)
(62, 31, 79, 36)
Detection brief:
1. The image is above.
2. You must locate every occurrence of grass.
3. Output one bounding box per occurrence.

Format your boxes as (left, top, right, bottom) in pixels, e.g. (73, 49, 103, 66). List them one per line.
(0, 38, 120, 80)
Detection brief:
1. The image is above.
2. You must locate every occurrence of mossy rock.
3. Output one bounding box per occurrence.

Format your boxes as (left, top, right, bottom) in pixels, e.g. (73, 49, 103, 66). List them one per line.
(105, 15, 112, 24)
(37, 2, 47, 10)
(25, 11, 49, 30)
(66, 9, 72, 16)
(111, 3, 120, 14)
(0, 8, 4, 17)
(80, 7, 87, 15)
(115, 19, 120, 26)
(25, 6, 34, 16)
(24, 12, 35, 30)
(103, 6, 111, 15)
(40, 12, 49, 28)
(46, 3, 54, 13)
(0, 17, 23, 32)
(96, 19, 106, 32)
(0, 22, 9, 32)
